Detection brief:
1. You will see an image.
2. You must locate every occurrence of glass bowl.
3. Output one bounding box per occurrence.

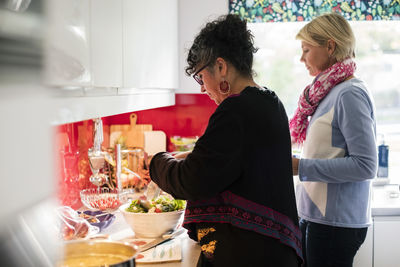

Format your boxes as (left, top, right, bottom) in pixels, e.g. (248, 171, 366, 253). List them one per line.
(80, 188, 129, 212)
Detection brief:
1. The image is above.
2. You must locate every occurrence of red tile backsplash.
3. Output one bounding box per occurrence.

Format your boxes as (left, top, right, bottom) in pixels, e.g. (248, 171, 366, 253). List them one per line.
(104, 94, 216, 149)
(56, 93, 216, 209)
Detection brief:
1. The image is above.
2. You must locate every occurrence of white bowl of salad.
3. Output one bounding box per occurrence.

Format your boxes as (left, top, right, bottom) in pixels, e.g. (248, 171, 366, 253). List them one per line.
(119, 195, 186, 238)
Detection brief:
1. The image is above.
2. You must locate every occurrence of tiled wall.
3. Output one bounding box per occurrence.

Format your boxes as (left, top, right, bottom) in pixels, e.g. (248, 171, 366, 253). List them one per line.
(56, 94, 216, 209)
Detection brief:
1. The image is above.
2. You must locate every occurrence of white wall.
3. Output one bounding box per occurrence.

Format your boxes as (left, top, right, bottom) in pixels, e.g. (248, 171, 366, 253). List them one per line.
(177, 0, 229, 93)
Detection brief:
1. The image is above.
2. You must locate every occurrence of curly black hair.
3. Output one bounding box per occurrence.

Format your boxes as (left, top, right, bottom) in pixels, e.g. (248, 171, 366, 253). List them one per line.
(185, 14, 258, 78)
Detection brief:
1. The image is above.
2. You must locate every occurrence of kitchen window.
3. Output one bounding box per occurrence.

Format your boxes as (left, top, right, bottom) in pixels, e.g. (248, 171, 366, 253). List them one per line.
(249, 20, 400, 181)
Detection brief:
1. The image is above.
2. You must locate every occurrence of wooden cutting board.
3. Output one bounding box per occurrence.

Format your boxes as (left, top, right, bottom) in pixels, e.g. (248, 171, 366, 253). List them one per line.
(143, 130, 167, 155)
(110, 113, 152, 148)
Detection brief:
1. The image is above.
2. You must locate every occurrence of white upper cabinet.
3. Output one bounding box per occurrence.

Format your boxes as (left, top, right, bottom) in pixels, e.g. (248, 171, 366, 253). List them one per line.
(43, 0, 177, 124)
(44, 0, 178, 90)
(177, 0, 228, 93)
(45, 0, 92, 86)
(123, 0, 178, 89)
(91, 0, 123, 87)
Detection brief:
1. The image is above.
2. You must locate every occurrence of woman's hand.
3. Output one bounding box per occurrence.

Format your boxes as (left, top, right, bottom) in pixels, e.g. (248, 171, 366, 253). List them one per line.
(137, 151, 190, 183)
(137, 152, 153, 182)
(292, 157, 300, 176)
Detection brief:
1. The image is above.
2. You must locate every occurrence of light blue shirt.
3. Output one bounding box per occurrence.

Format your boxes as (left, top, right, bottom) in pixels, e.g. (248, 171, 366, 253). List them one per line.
(296, 77, 378, 227)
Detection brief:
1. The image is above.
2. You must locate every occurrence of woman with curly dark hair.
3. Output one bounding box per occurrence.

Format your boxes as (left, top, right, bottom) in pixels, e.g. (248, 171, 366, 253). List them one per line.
(147, 14, 302, 266)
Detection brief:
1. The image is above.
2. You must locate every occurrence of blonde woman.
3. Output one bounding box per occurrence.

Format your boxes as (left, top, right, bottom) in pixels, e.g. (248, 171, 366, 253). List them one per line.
(290, 13, 377, 267)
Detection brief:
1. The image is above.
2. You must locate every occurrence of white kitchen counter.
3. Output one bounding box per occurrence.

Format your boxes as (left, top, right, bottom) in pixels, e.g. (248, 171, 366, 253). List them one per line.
(372, 183, 400, 216)
(101, 212, 201, 266)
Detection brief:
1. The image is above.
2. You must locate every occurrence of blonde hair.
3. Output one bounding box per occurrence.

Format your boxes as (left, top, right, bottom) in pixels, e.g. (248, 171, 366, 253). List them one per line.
(296, 13, 355, 61)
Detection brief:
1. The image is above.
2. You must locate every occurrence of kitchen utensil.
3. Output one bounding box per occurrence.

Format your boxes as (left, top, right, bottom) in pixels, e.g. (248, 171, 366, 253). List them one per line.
(139, 228, 185, 252)
(125, 164, 160, 208)
(110, 113, 152, 148)
(136, 185, 160, 212)
(137, 187, 161, 212)
(139, 184, 161, 212)
(145, 181, 161, 200)
(134, 237, 182, 264)
(123, 167, 141, 180)
(138, 199, 152, 211)
(115, 143, 122, 190)
(88, 118, 111, 187)
(132, 152, 156, 208)
(143, 130, 166, 155)
(58, 240, 138, 267)
(122, 166, 148, 193)
(88, 149, 110, 187)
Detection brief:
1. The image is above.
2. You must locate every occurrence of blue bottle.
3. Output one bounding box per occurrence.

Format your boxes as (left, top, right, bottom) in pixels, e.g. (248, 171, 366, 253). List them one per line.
(377, 136, 389, 178)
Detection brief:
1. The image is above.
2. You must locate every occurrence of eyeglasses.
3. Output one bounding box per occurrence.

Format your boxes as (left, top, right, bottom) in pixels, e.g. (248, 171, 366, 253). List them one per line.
(192, 63, 209, 85)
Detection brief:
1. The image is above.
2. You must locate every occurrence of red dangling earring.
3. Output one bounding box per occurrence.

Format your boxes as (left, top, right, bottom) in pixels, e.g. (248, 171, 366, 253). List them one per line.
(219, 80, 231, 95)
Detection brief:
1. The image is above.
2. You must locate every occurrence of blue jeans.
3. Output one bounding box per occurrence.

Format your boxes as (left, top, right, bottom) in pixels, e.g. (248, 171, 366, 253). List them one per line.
(299, 219, 367, 267)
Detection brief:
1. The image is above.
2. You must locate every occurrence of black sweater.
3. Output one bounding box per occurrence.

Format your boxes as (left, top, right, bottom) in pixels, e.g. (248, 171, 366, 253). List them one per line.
(150, 86, 302, 264)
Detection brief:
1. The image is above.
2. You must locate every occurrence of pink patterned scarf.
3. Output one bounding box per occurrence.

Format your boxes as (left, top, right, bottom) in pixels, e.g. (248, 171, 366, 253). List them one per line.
(289, 58, 356, 144)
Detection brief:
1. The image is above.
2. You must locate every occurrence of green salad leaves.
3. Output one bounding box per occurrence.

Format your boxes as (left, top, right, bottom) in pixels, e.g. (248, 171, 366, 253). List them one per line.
(125, 195, 186, 213)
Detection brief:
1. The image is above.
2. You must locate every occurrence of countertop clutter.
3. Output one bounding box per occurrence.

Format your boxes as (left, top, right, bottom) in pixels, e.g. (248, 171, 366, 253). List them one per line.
(101, 212, 201, 266)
